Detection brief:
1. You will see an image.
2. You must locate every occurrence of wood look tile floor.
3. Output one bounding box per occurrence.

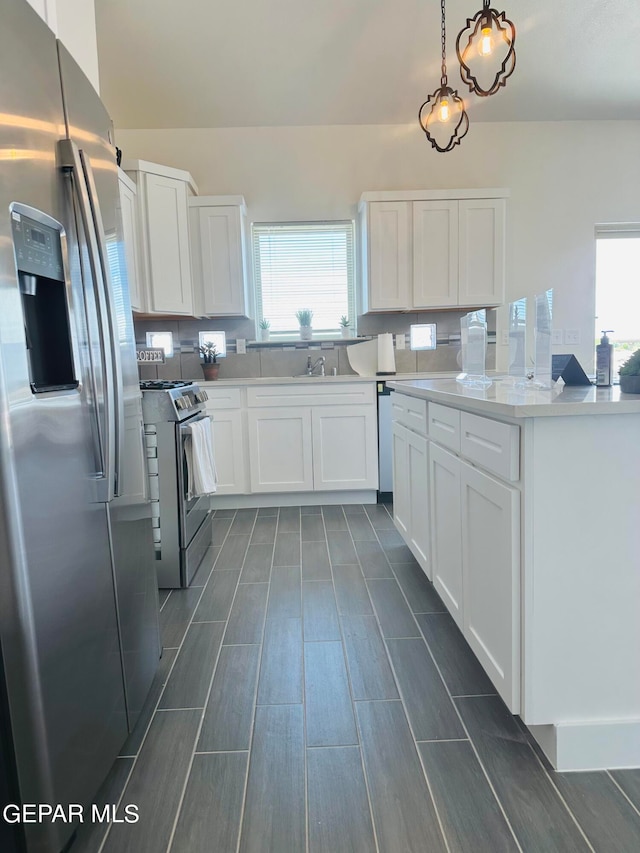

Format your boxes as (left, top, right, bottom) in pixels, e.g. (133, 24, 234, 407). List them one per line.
(72, 504, 640, 853)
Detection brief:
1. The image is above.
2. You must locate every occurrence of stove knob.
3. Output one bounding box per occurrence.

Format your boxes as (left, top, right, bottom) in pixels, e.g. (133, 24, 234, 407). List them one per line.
(200, 390, 209, 402)
(183, 396, 193, 408)
(176, 397, 187, 410)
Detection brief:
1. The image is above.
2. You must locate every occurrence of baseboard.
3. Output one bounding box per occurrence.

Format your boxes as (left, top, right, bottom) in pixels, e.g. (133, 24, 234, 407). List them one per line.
(529, 720, 640, 771)
(210, 490, 378, 510)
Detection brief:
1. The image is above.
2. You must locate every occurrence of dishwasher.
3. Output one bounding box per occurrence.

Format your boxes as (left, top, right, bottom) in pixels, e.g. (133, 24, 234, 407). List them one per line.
(377, 381, 393, 502)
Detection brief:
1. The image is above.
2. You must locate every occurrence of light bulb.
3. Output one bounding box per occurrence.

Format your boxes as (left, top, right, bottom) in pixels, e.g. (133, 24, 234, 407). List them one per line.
(438, 98, 450, 123)
(479, 25, 493, 56)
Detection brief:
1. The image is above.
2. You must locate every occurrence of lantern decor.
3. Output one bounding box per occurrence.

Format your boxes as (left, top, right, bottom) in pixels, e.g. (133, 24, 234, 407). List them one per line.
(456, 1, 516, 97)
(419, 0, 469, 153)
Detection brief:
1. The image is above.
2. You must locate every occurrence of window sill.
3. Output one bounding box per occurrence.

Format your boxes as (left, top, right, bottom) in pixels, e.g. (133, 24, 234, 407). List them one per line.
(246, 337, 368, 349)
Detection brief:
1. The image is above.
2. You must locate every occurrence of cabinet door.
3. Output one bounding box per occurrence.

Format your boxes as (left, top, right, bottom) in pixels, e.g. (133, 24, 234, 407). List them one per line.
(429, 442, 463, 627)
(406, 429, 430, 577)
(312, 406, 378, 491)
(461, 462, 520, 712)
(198, 205, 247, 316)
(247, 408, 313, 492)
(392, 422, 410, 540)
(118, 174, 144, 312)
(208, 408, 247, 495)
(413, 201, 458, 308)
(367, 202, 411, 311)
(458, 199, 505, 307)
(144, 174, 193, 314)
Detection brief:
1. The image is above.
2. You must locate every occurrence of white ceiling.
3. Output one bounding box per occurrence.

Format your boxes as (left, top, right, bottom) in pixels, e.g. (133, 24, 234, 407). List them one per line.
(95, 0, 640, 128)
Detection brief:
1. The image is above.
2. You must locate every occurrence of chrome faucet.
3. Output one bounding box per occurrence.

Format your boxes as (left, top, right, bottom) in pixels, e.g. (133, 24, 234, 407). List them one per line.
(306, 356, 326, 376)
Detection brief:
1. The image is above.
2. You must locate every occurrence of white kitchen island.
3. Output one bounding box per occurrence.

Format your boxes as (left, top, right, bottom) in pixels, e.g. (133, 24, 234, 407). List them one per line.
(388, 378, 640, 771)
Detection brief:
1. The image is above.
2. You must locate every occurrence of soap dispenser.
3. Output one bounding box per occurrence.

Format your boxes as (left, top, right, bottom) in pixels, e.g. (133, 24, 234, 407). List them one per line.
(596, 330, 614, 387)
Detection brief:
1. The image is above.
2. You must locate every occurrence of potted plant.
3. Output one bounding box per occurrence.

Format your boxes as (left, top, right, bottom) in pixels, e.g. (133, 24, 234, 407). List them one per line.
(339, 315, 350, 339)
(259, 318, 271, 342)
(198, 341, 220, 380)
(619, 348, 640, 394)
(296, 309, 313, 341)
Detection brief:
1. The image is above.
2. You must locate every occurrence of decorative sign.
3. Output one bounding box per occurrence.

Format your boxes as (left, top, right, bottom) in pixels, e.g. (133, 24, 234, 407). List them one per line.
(136, 347, 165, 364)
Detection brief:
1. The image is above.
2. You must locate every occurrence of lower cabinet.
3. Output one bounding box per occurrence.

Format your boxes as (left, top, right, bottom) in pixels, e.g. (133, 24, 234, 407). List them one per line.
(210, 407, 247, 495)
(429, 442, 463, 626)
(461, 462, 520, 711)
(247, 408, 314, 493)
(392, 422, 430, 575)
(247, 404, 377, 493)
(312, 406, 378, 490)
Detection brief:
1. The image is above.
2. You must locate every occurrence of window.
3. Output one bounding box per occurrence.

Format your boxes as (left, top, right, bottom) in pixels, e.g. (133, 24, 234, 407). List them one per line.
(146, 331, 174, 357)
(595, 226, 640, 376)
(252, 221, 355, 337)
(198, 331, 227, 358)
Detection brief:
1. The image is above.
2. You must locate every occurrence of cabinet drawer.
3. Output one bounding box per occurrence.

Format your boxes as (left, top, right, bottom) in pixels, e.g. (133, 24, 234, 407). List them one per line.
(390, 392, 428, 434)
(247, 382, 375, 408)
(203, 387, 242, 409)
(428, 403, 461, 452)
(460, 412, 519, 482)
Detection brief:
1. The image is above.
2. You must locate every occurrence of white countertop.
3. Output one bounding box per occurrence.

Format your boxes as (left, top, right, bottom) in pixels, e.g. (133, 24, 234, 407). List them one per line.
(387, 378, 640, 418)
(200, 371, 458, 388)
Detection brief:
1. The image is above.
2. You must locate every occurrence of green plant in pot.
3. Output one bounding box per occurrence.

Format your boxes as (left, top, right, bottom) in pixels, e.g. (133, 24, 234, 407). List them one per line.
(339, 315, 350, 339)
(198, 341, 219, 380)
(259, 318, 271, 342)
(619, 348, 640, 394)
(296, 309, 313, 341)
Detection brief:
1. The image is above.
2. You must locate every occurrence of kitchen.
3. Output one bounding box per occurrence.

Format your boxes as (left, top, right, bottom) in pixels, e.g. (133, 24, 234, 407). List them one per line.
(1, 1, 640, 852)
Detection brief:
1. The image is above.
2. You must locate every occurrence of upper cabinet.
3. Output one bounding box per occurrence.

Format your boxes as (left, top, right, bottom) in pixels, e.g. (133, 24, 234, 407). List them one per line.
(359, 190, 508, 313)
(189, 196, 252, 317)
(117, 169, 143, 312)
(122, 159, 198, 315)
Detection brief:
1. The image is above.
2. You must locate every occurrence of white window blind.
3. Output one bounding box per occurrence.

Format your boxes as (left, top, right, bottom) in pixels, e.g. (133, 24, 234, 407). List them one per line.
(253, 221, 355, 335)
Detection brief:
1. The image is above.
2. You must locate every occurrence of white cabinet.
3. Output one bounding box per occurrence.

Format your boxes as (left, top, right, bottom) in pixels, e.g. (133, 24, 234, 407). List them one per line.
(359, 190, 507, 313)
(461, 462, 520, 711)
(247, 407, 313, 493)
(312, 406, 378, 490)
(204, 389, 248, 495)
(392, 422, 430, 575)
(413, 200, 458, 308)
(429, 442, 463, 625)
(118, 169, 143, 312)
(245, 382, 378, 495)
(458, 199, 506, 307)
(365, 201, 411, 311)
(123, 160, 197, 316)
(189, 196, 251, 317)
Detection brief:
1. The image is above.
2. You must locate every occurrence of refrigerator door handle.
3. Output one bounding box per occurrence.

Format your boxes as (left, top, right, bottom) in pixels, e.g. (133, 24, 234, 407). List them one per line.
(58, 138, 116, 501)
(79, 149, 125, 498)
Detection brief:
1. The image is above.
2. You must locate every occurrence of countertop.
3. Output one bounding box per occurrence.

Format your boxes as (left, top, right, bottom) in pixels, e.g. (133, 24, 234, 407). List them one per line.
(199, 372, 459, 387)
(387, 378, 640, 418)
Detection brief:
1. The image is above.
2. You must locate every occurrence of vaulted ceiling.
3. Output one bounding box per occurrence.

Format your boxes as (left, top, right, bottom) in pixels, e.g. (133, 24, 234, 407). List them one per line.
(95, 0, 640, 128)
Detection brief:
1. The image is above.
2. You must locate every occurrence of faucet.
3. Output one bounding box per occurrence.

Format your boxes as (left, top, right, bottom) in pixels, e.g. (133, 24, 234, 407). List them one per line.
(306, 356, 325, 376)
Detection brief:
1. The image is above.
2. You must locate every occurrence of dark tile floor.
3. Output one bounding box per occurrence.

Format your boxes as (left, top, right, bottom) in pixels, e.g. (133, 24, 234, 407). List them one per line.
(72, 504, 640, 853)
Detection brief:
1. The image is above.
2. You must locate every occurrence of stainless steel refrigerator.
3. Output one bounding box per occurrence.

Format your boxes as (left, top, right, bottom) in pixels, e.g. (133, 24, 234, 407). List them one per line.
(0, 2, 161, 851)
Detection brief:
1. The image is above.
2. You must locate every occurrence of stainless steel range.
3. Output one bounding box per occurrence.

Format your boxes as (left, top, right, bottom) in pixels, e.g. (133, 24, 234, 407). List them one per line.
(140, 380, 213, 587)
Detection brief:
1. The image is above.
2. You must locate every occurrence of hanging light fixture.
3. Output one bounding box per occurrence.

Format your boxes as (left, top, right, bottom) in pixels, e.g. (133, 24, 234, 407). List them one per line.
(419, 0, 469, 153)
(456, 1, 516, 97)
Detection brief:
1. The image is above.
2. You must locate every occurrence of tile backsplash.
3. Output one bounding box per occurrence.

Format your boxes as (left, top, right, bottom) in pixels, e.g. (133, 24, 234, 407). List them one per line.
(134, 311, 495, 381)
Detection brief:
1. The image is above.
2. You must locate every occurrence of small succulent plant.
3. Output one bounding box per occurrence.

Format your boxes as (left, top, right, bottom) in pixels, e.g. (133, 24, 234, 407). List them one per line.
(198, 341, 218, 364)
(296, 309, 313, 327)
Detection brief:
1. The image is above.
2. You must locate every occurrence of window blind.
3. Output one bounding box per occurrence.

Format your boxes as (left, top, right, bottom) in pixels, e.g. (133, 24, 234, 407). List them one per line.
(253, 221, 355, 334)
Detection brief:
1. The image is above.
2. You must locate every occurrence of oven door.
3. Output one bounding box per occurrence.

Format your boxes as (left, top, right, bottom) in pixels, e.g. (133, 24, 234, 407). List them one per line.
(177, 414, 212, 548)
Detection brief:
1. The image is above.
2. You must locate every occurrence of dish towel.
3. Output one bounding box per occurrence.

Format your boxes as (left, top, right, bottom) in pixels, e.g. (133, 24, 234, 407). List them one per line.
(185, 417, 218, 498)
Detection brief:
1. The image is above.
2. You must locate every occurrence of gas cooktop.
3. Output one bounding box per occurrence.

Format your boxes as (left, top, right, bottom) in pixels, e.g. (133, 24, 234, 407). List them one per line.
(140, 380, 194, 391)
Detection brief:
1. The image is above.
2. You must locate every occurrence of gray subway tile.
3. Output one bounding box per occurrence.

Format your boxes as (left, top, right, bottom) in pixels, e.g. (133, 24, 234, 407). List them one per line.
(257, 618, 303, 705)
(417, 613, 495, 697)
(367, 578, 420, 638)
(341, 614, 398, 701)
(224, 583, 269, 645)
(267, 565, 301, 619)
(302, 540, 332, 581)
(193, 569, 240, 622)
(302, 581, 341, 642)
(333, 565, 373, 616)
(199, 644, 261, 751)
(159, 622, 224, 709)
(304, 642, 358, 747)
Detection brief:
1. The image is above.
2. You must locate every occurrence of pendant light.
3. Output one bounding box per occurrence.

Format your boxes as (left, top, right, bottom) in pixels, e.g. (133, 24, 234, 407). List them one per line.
(419, 0, 469, 153)
(456, 1, 516, 97)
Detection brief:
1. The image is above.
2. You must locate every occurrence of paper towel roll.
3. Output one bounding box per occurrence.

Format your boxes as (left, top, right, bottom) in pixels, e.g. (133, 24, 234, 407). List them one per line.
(346, 339, 378, 376)
(377, 333, 396, 375)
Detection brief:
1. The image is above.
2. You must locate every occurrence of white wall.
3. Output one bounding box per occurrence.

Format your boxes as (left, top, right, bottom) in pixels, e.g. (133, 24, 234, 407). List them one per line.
(116, 121, 640, 370)
(56, 0, 100, 91)
(27, 0, 100, 91)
